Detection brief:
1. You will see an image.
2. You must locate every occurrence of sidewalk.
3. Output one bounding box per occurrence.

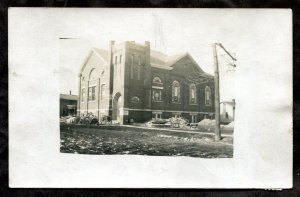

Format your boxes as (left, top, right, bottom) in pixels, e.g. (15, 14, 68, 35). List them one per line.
(114, 124, 233, 138)
(61, 123, 233, 138)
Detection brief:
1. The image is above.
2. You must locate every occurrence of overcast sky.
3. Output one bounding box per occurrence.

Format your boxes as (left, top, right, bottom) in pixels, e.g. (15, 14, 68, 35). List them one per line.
(60, 9, 237, 101)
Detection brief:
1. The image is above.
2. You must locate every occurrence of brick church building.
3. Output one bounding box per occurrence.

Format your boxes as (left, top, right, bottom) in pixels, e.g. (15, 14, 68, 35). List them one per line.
(77, 41, 215, 124)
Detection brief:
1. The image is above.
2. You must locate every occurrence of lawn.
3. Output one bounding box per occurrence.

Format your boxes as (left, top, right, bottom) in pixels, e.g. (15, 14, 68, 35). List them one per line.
(60, 125, 233, 158)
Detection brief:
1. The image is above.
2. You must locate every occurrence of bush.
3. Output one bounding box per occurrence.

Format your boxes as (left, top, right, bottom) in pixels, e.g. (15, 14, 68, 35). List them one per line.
(77, 113, 99, 125)
(74, 116, 81, 124)
(152, 118, 168, 124)
(170, 117, 189, 128)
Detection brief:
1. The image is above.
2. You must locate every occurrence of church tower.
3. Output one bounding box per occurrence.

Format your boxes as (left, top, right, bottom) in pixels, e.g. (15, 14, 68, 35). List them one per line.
(110, 41, 151, 124)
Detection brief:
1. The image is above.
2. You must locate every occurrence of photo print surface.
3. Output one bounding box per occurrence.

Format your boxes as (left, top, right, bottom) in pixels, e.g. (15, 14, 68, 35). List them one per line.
(59, 31, 236, 158)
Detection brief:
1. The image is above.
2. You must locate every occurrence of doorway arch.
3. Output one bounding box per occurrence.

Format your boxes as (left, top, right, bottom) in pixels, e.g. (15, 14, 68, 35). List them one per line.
(112, 92, 122, 122)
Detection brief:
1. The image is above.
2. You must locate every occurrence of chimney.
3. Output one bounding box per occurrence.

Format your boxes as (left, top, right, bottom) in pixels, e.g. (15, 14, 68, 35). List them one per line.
(69, 90, 72, 95)
(145, 41, 150, 47)
(109, 40, 115, 100)
(109, 40, 115, 64)
(110, 40, 115, 47)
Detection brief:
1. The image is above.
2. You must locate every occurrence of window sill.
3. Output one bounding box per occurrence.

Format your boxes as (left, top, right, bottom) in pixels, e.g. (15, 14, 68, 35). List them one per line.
(172, 102, 181, 104)
(189, 103, 198, 105)
(88, 100, 96, 103)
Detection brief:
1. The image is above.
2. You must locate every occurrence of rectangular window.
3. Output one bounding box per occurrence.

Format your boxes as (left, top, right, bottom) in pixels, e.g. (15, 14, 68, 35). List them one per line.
(120, 55, 122, 64)
(205, 93, 211, 105)
(206, 92, 210, 100)
(172, 86, 181, 103)
(88, 86, 96, 101)
(81, 88, 85, 102)
(153, 113, 162, 119)
(174, 87, 178, 96)
(190, 89, 196, 104)
(152, 89, 162, 101)
(191, 89, 195, 99)
(191, 115, 197, 123)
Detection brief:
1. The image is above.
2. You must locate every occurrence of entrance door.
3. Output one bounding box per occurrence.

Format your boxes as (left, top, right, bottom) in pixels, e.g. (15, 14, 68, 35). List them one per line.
(112, 92, 122, 122)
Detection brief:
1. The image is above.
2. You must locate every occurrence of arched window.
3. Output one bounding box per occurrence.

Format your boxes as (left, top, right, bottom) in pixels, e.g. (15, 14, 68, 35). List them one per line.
(172, 80, 181, 102)
(152, 76, 163, 101)
(153, 76, 162, 84)
(130, 96, 141, 103)
(89, 69, 97, 82)
(205, 86, 211, 105)
(190, 83, 196, 104)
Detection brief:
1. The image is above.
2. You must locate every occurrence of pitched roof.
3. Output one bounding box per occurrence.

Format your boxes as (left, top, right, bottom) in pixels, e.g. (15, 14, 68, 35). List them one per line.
(165, 53, 187, 66)
(60, 94, 78, 101)
(92, 48, 110, 63)
(89, 47, 205, 72)
(150, 50, 168, 65)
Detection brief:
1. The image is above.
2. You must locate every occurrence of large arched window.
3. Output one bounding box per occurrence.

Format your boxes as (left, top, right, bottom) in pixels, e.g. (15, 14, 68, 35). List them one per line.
(88, 69, 97, 101)
(152, 76, 163, 101)
(172, 80, 181, 103)
(190, 83, 197, 104)
(205, 86, 211, 105)
(89, 68, 97, 82)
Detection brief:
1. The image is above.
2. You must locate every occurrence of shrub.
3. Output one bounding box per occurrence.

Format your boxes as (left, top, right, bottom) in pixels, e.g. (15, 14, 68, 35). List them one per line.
(152, 118, 168, 124)
(77, 113, 99, 125)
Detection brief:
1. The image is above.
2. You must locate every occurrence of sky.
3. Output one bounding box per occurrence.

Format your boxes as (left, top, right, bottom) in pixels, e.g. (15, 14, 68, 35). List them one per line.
(59, 9, 238, 101)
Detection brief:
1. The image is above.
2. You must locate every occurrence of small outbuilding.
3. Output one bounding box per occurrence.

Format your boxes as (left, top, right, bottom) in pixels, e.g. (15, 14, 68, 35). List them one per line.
(60, 91, 78, 117)
(220, 99, 235, 124)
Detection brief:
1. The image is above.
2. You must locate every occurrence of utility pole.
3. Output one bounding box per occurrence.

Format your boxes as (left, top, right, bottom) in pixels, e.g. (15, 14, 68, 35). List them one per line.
(213, 43, 221, 141)
(212, 43, 236, 141)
